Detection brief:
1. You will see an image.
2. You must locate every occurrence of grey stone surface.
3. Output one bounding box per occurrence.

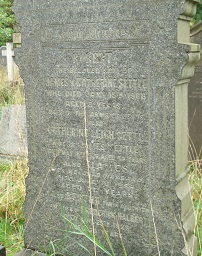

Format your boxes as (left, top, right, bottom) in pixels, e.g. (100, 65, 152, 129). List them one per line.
(0, 46, 7, 66)
(190, 22, 202, 160)
(13, 1, 199, 255)
(0, 105, 27, 156)
(0, 46, 6, 58)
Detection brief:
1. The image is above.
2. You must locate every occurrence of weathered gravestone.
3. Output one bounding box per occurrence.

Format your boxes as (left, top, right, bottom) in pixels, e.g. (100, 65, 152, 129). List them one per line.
(13, 0, 200, 255)
(190, 22, 202, 160)
(0, 105, 27, 157)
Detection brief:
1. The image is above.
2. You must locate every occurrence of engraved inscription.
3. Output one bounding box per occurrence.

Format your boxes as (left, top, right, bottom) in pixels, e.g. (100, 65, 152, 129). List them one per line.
(189, 86, 202, 102)
(39, 16, 151, 246)
(41, 21, 150, 43)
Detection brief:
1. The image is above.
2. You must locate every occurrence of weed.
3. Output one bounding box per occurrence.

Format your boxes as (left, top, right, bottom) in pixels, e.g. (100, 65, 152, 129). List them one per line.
(46, 203, 127, 256)
(0, 217, 23, 256)
(0, 159, 28, 256)
(189, 160, 202, 256)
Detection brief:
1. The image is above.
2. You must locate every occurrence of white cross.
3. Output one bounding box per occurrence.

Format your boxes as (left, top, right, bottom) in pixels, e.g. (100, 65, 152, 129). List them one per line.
(2, 42, 15, 85)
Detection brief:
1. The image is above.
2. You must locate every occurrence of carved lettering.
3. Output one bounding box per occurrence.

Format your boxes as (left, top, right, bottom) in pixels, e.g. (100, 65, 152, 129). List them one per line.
(45, 78, 148, 91)
(47, 126, 84, 138)
(41, 21, 149, 43)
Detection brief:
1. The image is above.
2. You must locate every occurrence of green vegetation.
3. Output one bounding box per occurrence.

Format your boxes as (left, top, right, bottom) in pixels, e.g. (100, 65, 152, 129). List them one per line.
(192, 1, 202, 26)
(0, 160, 28, 256)
(0, 0, 16, 47)
(189, 161, 202, 255)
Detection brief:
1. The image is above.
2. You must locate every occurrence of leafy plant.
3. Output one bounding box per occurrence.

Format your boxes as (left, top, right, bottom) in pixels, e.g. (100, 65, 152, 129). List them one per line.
(191, 2, 202, 26)
(0, 0, 16, 46)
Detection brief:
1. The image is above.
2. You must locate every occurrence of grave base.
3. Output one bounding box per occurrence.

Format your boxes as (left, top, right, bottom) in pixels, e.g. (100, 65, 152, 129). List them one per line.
(15, 249, 45, 256)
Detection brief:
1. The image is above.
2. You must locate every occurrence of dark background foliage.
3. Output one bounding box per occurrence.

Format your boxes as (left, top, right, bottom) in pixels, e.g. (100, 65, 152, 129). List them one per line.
(192, 2, 202, 25)
(0, 0, 15, 47)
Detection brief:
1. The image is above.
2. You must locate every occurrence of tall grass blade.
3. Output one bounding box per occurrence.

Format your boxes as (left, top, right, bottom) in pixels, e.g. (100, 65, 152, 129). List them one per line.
(116, 217, 127, 256)
(62, 215, 113, 256)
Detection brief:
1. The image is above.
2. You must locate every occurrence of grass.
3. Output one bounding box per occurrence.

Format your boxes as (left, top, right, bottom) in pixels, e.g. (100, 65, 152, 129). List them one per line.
(0, 63, 26, 255)
(189, 160, 202, 256)
(0, 159, 28, 256)
(0, 65, 25, 117)
(46, 202, 128, 256)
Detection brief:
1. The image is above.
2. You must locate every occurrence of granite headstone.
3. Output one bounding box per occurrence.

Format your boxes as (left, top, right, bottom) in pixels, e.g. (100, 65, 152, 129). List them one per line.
(13, 1, 200, 255)
(190, 21, 202, 160)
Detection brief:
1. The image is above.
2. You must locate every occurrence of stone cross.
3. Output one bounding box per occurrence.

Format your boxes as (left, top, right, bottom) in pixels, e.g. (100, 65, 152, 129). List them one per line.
(2, 42, 15, 85)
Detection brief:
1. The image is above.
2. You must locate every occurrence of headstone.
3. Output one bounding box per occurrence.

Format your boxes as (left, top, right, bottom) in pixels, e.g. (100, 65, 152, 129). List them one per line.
(0, 105, 27, 157)
(190, 21, 202, 160)
(2, 42, 15, 85)
(13, 1, 200, 255)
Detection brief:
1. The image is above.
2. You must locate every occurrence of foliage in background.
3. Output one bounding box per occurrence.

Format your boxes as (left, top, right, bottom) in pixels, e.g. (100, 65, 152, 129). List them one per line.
(0, 0, 16, 47)
(192, 2, 202, 26)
